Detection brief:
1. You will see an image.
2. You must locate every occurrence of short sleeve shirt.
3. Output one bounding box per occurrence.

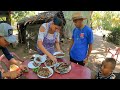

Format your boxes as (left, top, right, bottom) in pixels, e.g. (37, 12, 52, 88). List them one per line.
(37, 22, 60, 42)
(70, 25, 94, 61)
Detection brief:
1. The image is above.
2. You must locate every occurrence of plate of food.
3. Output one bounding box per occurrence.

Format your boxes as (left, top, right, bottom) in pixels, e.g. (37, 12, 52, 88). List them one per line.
(44, 59, 57, 67)
(34, 54, 46, 63)
(28, 61, 41, 69)
(53, 52, 65, 58)
(54, 62, 71, 74)
(37, 66, 54, 78)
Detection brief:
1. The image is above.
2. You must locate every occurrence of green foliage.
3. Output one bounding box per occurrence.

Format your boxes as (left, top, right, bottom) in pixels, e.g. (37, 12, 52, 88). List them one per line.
(0, 17, 6, 21)
(107, 26, 120, 45)
(92, 11, 120, 30)
(11, 11, 35, 25)
(92, 11, 120, 45)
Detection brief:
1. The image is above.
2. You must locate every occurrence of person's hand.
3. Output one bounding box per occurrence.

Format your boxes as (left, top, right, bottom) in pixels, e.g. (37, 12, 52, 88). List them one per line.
(57, 49, 63, 53)
(19, 65, 29, 73)
(8, 71, 21, 79)
(49, 55, 57, 63)
(0, 68, 5, 73)
(84, 57, 88, 64)
(0, 65, 5, 73)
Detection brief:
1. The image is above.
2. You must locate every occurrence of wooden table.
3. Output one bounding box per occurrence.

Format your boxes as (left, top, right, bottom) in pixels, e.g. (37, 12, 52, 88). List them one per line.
(22, 59, 91, 79)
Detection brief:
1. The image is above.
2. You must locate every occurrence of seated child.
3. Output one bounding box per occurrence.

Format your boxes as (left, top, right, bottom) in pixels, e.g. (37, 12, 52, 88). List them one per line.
(96, 58, 116, 79)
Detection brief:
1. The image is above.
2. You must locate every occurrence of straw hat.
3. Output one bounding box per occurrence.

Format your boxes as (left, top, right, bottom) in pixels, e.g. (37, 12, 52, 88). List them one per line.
(72, 12, 87, 20)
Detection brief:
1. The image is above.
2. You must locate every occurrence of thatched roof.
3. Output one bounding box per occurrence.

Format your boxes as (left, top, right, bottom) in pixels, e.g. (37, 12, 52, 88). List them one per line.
(18, 11, 59, 24)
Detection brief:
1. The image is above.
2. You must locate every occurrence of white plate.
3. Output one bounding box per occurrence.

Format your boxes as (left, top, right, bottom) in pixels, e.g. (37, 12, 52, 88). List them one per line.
(28, 61, 40, 69)
(53, 52, 65, 58)
(34, 54, 47, 63)
(37, 67, 54, 78)
(54, 62, 71, 74)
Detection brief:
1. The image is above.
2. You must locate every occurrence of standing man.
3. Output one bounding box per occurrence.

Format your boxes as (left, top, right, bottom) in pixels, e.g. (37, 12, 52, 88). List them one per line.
(69, 12, 94, 66)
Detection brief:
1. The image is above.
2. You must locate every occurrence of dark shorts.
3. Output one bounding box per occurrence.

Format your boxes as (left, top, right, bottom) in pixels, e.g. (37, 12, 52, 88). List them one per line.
(70, 56, 85, 66)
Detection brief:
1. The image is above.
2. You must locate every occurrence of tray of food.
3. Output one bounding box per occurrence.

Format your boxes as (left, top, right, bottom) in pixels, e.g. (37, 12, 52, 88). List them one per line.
(44, 59, 57, 67)
(54, 62, 71, 74)
(53, 52, 65, 58)
(37, 66, 54, 78)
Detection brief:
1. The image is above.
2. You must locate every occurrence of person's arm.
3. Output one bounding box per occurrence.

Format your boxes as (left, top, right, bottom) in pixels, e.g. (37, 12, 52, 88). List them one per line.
(38, 41, 57, 62)
(9, 58, 22, 67)
(68, 29, 75, 52)
(55, 32, 62, 52)
(2, 71, 21, 79)
(87, 28, 94, 58)
(87, 44, 92, 58)
(84, 28, 94, 63)
(37, 26, 57, 62)
(1, 47, 21, 66)
(1, 47, 27, 71)
(69, 39, 74, 52)
(55, 42, 61, 52)
(1, 47, 14, 61)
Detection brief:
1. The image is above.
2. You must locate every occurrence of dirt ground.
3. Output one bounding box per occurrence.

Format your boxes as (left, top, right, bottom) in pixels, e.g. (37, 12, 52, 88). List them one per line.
(1, 29, 120, 79)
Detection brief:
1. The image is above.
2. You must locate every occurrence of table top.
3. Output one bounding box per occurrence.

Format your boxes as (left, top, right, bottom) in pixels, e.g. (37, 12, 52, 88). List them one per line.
(22, 59, 91, 79)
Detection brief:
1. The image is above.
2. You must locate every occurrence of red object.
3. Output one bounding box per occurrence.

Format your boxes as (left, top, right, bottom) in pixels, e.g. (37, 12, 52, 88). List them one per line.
(107, 47, 120, 61)
(80, 33, 84, 38)
(0, 54, 91, 79)
(22, 59, 91, 79)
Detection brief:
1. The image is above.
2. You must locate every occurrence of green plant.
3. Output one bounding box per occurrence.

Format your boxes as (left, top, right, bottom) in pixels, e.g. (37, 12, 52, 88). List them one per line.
(92, 11, 120, 30)
(107, 27, 120, 45)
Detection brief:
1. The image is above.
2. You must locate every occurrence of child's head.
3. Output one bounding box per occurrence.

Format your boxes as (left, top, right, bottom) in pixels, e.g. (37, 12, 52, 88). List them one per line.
(101, 58, 116, 76)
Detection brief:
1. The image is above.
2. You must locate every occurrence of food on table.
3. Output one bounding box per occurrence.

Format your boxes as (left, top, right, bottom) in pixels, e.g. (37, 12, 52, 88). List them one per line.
(22, 67, 29, 73)
(33, 67, 39, 73)
(45, 59, 55, 66)
(54, 53, 65, 57)
(37, 67, 51, 77)
(16, 76, 28, 79)
(33, 61, 40, 67)
(56, 62, 69, 73)
(36, 57, 41, 62)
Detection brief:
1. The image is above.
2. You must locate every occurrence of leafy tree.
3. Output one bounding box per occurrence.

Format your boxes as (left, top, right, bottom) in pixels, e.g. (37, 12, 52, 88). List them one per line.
(11, 11, 35, 25)
(92, 11, 120, 30)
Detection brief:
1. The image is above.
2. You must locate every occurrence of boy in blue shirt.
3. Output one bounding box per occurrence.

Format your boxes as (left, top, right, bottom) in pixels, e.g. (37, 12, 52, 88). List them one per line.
(0, 23, 28, 79)
(69, 12, 93, 66)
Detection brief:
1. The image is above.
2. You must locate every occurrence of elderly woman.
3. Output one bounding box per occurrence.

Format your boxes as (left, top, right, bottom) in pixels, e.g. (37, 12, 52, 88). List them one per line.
(36, 16, 63, 62)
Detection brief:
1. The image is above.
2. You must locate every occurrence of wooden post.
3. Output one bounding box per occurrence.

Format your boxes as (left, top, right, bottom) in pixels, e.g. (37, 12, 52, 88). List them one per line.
(6, 11, 11, 25)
